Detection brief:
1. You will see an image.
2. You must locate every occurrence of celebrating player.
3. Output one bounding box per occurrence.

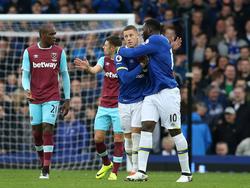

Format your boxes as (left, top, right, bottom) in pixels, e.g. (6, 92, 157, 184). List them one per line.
(21, 23, 70, 179)
(117, 19, 192, 182)
(114, 25, 147, 175)
(74, 36, 123, 181)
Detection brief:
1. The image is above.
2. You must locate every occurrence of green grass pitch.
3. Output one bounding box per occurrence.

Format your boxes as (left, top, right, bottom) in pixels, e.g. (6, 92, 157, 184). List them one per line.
(0, 169, 249, 188)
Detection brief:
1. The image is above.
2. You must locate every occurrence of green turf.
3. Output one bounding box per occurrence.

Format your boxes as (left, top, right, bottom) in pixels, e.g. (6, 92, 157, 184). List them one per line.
(0, 169, 249, 188)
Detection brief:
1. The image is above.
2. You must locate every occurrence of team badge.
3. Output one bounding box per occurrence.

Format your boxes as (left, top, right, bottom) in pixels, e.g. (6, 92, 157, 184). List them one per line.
(51, 53, 57, 62)
(115, 55, 122, 62)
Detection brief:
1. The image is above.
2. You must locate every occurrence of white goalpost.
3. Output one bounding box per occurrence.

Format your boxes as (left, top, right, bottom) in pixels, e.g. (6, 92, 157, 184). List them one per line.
(0, 14, 135, 170)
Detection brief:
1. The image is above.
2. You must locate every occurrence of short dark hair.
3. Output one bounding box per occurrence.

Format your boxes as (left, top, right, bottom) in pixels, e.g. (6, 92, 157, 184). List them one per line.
(144, 18, 161, 33)
(123, 25, 138, 33)
(105, 35, 122, 47)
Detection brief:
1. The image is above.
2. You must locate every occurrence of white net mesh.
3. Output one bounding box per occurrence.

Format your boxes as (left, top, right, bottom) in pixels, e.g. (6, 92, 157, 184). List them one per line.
(0, 15, 134, 170)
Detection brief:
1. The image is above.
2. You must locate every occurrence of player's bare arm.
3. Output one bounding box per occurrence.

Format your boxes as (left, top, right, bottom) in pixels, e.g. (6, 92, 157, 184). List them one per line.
(74, 58, 102, 74)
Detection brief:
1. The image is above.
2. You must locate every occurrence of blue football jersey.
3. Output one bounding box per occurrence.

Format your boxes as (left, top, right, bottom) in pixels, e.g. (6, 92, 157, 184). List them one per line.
(118, 34, 178, 96)
(114, 54, 146, 104)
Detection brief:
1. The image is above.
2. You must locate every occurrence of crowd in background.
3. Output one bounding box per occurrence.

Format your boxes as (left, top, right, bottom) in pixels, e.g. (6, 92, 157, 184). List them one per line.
(0, 0, 250, 158)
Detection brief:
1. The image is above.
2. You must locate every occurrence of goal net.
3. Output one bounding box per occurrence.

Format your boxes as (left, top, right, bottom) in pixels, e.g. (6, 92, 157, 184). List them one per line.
(0, 14, 135, 170)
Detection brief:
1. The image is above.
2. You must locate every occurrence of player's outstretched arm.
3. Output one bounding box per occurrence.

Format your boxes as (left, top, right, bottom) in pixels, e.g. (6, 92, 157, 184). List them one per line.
(118, 37, 158, 58)
(74, 58, 102, 74)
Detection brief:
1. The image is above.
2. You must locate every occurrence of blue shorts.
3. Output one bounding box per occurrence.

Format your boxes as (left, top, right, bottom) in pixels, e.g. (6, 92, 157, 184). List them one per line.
(94, 106, 123, 133)
(29, 101, 60, 126)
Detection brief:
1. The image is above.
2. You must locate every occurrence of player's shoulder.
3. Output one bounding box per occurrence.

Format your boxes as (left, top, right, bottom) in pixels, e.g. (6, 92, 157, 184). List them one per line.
(53, 45, 64, 52)
(26, 43, 38, 51)
(147, 34, 166, 43)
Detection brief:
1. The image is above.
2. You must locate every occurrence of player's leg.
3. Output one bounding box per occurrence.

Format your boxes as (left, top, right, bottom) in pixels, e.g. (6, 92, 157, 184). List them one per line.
(40, 101, 60, 179)
(118, 103, 132, 170)
(159, 88, 192, 183)
(108, 108, 124, 180)
(127, 96, 158, 181)
(29, 103, 43, 168)
(130, 101, 143, 173)
(94, 107, 113, 179)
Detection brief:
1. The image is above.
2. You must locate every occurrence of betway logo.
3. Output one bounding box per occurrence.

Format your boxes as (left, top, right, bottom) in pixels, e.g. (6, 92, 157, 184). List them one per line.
(32, 62, 57, 69)
(105, 72, 118, 78)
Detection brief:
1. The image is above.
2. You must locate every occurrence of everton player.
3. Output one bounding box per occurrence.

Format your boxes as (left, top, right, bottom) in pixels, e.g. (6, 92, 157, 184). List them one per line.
(114, 25, 147, 176)
(21, 23, 70, 179)
(118, 19, 192, 182)
(74, 36, 123, 181)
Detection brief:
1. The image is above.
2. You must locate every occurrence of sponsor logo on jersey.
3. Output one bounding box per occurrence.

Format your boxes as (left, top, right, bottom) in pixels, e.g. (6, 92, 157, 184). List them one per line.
(51, 53, 57, 62)
(105, 72, 118, 78)
(136, 73, 145, 79)
(32, 62, 57, 69)
(33, 54, 39, 58)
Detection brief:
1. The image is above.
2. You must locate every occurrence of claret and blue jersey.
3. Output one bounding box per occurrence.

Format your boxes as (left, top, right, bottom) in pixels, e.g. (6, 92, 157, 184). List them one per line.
(118, 34, 178, 96)
(114, 54, 146, 104)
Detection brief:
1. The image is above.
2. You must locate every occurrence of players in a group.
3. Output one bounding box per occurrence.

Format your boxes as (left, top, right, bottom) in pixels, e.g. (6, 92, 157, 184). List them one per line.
(21, 23, 71, 179)
(74, 36, 123, 181)
(114, 25, 147, 175)
(117, 18, 192, 182)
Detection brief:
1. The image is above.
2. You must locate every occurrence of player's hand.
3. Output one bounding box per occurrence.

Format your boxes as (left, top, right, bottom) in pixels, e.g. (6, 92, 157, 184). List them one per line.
(171, 37, 182, 51)
(24, 90, 35, 102)
(138, 55, 149, 69)
(74, 58, 90, 71)
(61, 99, 70, 117)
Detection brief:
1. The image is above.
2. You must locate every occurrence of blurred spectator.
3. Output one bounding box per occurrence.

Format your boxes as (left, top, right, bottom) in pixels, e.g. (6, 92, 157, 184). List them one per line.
(92, 0, 120, 13)
(193, 33, 207, 63)
(55, 108, 89, 156)
(230, 87, 250, 141)
(218, 25, 247, 64)
(235, 138, 250, 156)
(161, 135, 176, 156)
(182, 108, 212, 156)
(5, 74, 18, 95)
(216, 56, 229, 72)
(31, 1, 42, 14)
(222, 64, 236, 96)
(192, 65, 207, 100)
(212, 107, 239, 154)
(237, 59, 250, 82)
(210, 18, 226, 46)
(243, 19, 250, 45)
(70, 96, 84, 119)
(232, 0, 249, 36)
(239, 46, 250, 61)
(202, 45, 217, 78)
(39, 0, 57, 13)
(215, 142, 229, 156)
(71, 79, 82, 97)
(204, 85, 226, 124)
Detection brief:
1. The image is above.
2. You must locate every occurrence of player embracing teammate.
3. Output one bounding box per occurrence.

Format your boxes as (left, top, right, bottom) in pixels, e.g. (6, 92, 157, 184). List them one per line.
(117, 19, 192, 183)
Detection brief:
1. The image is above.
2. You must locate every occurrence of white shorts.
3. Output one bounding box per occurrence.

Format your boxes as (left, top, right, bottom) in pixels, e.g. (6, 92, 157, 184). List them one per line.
(141, 87, 181, 129)
(118, 101, 142, 133)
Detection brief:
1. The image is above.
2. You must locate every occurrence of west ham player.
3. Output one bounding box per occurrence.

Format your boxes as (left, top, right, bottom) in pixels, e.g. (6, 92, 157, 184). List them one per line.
(118, 19, 192, 182)
(21, 23, 70, 179)
(114, 25, 147, 175)
(74, 36, 123, 181)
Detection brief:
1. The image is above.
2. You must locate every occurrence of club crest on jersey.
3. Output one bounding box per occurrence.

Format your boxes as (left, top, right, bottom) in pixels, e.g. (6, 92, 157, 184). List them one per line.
(51, 53, 57, 62)
(115, 55, 122, 62)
